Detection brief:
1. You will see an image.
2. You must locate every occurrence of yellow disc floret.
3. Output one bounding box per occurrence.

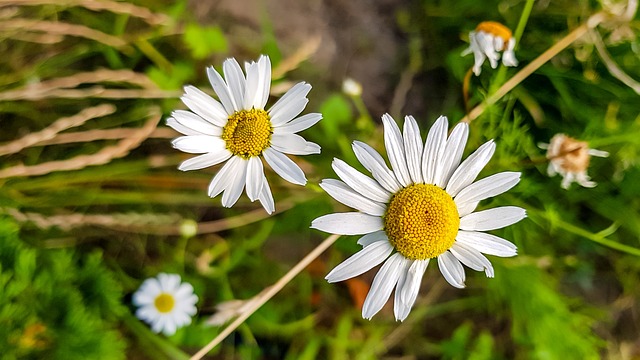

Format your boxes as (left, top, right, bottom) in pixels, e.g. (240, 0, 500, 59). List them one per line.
(154, 293, 175, 313)
(384, 184, 460, 260)
(222, 109, 273, 158)
(476, 21, 513, 49)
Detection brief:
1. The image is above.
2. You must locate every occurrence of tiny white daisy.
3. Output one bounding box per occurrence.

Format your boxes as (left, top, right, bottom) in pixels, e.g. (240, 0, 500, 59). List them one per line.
(539, 134, 609, 189)
(462, 21, 518, 76)
(133, 273, 198, 336)
(167, 55, 322, 214)
(311, 114, 526, 321)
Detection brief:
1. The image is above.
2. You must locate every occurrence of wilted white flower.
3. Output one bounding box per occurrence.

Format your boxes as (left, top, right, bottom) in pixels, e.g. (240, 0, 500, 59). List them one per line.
(133, 273, 198, 336)
(462, 21, 518, 76)
(167, 55, 322, 214)
(539, 134, 609, 189)
(312, 114, 525, 321)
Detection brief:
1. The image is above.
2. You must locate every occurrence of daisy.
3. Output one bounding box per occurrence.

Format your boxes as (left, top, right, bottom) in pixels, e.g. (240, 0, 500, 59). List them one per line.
(167, 55, 322, 214)
(539, 134, 609, 189)
(311, 114, 526, 321)
(462, 21, 518, 76)
(133, 273, 198, 336)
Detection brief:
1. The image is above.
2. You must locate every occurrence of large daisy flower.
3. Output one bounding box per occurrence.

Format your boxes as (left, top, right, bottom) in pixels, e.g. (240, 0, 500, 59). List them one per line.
(167, 55, 322, 214)
(133, 273, 198, 336)
(311, 114, 526, 321)
(462, 21, 518, 76)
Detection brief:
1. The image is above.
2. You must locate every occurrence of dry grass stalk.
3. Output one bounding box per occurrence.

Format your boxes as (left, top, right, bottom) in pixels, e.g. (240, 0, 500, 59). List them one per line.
(2, 207, 182, 231)
(0, 18, 128, 48)
(0, 104, 116, 156)
(591, 30, 640, 95)
(0, 0, 171, 26)
(0, 107, 161, 178)
(0, 87, 179, 101)
(36, 127, 174, 146)
(272, 35, 322, 79)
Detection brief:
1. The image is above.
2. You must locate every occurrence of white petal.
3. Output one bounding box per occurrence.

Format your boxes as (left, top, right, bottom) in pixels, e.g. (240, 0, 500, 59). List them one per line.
(421, 116, 448, 184)
(382, 114, 412, 186)
(223, 58, 245, 111)
(172, 135, 226, 154)
(437, 251, 466, 288)
(457, 200, 480, 218)
(325, 240, 394, 283)
(352, 141, 401, 193)
(245, 157, 264, 201)
(158, 273, 181, 292)
(262, 147, 307, 185)
(171, 110, 222, 136)
(174, 283, 196, 301)
(357, 230, 388, 247)
(162, 319, 177, 336)
(254, 55, 272, 108)
(207, 156, 242, 198)
(311, 212, 383, 235)
(455, 230, 517, 257)
(221, 158, 248, 207)
(395, 259, 429, 321)
(393, 261, 409, 321)
(181, 85, 228, 127)
(274, 113, 322, 133)
(435, 122, 469, 188)
(167, 117, 200, 136)
(271, 133, 320, 155)
(362, 253, 406, 320)
(402, 115, 424, 184)
(446, 140, 496, 197)
(459, 206, 527, 231)
(207, 65, 235, 114)
(332, 158, 391, 203)
(178, 151, 232, 171)
(320, 179, 387, 216)
(450, 242, 494, 277)
(268, 82, 311, 126)
(258, 173, 275, 214)
(455, 172, 521, 207)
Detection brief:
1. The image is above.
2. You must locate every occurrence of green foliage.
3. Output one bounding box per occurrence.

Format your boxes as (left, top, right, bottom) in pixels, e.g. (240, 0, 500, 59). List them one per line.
(0, 218, 126, 359)
(183, 23, 229, 60)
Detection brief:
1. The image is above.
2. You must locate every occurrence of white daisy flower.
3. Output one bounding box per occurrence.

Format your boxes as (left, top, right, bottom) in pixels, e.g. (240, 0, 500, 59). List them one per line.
(462, 21, 518, 76)
(539, 134, 609, 189)
(133, 273, 198, 336)
(167, 55, 322, 214)
(311, 114, 526, 321)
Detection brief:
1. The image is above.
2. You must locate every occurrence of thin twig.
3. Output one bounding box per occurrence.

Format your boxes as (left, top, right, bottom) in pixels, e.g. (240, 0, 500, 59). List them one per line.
(591, 29, 640, 95)
(0, 107, 160, 178)
(0, 104, 116, 156)
(35, 127, 174, 146)
(190, 234, 341, 360)
(460, 11, 608, 124)
(0, 87, 180, 100)
(272, 35, 322, 79)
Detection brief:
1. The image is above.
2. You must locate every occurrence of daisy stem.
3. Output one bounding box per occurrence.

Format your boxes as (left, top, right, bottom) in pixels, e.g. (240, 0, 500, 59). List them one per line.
(461, 11, 608, 124)
(190, 234, 341, 360)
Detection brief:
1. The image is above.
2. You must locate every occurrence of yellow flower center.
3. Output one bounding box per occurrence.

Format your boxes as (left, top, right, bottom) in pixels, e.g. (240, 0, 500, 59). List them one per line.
(383, 183, 460, 260)
(154, 293, 175, 313)
(222, 109, 273, 158)
(476, 21, 512, 49)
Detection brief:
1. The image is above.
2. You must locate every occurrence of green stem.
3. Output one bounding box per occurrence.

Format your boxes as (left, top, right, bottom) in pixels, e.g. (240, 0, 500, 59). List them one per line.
(123, 312, 190, 360)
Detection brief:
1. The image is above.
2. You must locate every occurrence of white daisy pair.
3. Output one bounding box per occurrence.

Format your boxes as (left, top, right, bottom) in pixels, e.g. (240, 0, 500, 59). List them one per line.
(168, 55, 321, 214)
(312, 114, 526, 321)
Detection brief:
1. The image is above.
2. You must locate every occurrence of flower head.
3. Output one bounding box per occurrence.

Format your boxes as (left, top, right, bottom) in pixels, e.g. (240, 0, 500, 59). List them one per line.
(539, 134, 609, 189)
(133, 273, 198, 336)
(462, 21, 518, 76)
(168, 55, 322, 214)
(311, 114, 526, 321)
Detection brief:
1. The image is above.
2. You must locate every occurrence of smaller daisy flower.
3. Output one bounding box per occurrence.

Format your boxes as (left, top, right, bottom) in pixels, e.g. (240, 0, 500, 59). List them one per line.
(539, 134, 609, 189)
(462, 21, 518, 76)
(167, 55, 322, 214)
(311, 114, 525, 321)
(133, 273, 198, 336)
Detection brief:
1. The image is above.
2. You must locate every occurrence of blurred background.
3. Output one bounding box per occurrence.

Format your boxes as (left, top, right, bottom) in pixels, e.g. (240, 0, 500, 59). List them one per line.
(1, 0, 639, 359)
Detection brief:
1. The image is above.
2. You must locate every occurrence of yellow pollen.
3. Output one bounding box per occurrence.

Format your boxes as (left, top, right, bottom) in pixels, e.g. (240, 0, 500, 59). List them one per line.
(222, 109, 273, 158)
(154, 293, 175, 313)
(383, 183, 460, 260)
(476, 21, 512, 49)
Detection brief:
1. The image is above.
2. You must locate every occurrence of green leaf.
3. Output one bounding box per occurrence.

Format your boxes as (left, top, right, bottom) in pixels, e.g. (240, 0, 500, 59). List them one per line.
(183, 23, 228, 60)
